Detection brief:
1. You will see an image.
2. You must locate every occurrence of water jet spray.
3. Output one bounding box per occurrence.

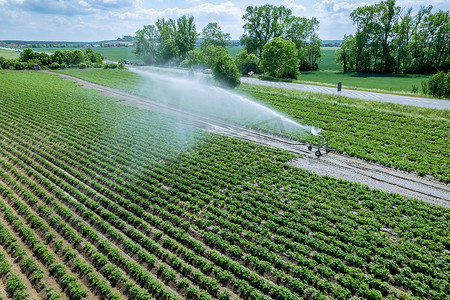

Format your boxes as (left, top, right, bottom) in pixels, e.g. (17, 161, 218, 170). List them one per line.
(129, 66, 330, 154)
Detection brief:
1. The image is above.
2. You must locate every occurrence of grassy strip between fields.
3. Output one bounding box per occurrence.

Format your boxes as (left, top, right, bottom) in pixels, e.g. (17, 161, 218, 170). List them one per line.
(55, 68, 449, 182)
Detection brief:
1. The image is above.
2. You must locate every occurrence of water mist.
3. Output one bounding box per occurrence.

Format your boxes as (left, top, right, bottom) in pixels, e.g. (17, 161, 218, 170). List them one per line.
(129, 67, 321, 139)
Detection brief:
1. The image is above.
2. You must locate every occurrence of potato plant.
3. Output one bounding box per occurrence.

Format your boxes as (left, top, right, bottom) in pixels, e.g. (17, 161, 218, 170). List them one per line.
(0, 70, 448, 300)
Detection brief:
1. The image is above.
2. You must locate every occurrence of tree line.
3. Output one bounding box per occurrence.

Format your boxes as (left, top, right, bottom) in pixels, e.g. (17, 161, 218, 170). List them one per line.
(337, 0, 449, 74)
(0, 48, 110, 70)
(133, 5, 322, 87)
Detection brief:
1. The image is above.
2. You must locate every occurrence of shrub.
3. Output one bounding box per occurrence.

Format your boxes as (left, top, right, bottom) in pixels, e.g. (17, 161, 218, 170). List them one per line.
(235, 49, 259, 75)
(422, 71, 450, 98)
(211, 53, 240, 88)
(260, 37, 299, 79)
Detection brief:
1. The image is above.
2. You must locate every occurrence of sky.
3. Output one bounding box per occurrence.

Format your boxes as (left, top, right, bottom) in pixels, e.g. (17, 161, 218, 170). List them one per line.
(0, 0, 449, 42)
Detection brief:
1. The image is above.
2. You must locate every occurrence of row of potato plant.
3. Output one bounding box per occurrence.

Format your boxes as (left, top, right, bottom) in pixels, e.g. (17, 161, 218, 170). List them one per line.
(0, 70, 449, 299)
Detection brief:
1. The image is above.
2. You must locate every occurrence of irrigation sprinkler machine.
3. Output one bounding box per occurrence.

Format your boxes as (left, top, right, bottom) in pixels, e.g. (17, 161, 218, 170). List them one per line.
(308, 135, 333, 157)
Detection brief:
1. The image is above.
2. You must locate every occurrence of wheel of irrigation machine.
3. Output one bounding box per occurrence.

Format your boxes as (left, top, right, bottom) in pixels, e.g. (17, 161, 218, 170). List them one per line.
(315, 150, 322, 157)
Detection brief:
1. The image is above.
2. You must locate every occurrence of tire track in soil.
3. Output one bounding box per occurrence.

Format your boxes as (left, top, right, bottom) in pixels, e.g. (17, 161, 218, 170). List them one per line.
(48, 71, 450, 208)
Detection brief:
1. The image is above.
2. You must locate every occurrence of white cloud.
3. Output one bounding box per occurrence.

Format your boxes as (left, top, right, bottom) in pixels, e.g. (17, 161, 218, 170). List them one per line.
(316, 0, 370, 13)
(282, 0, 306, 12)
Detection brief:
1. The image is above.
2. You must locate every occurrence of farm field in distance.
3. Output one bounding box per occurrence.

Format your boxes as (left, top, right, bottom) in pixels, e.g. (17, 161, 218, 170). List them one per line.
(0, 48, 20, 59)
(0, 69, 449, 300)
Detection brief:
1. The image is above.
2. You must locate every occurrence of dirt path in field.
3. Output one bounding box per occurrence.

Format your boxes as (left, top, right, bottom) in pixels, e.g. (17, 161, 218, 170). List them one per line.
(46, 71, 450, 208)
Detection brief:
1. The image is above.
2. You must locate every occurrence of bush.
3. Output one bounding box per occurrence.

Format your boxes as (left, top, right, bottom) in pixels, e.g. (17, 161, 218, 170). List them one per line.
(211, 53, 240, 88)
(422, 71, 450, 98)
(260, 37, 299, 79)
(235, 49, 259, 75)
(50, 62, 60, 69)
(180, 49, 207, 68)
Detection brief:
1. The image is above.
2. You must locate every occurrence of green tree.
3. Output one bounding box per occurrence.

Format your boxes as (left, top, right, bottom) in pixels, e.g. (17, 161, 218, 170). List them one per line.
(341, 1, 448, 74)
(180, 49, 207, 68)
(203, 45, 229, 67)
(211, 52, 241, 88)
(175, 15, 197, 59)
(283, 16, 322, 70)
(19, 48, 35, 62)
(201, 22, 231, 49)
(71, 49, 85, 65)
(422, 71, 450, 98)
(62, 50, 74, 65)
(336, 35, 356, 72)
(241, 5, 292, 59)
(84, 48, 103, 64)
(135, 15, 197, 65)
(133, 25, 160, 65)
(260, 37, 299, 79)
(51, 50, 65, 65)
(235, 49, 259, 75)
(372, 0, 400, 73)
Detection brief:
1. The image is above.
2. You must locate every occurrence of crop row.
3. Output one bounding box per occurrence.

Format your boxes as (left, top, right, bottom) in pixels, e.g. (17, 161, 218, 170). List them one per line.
(0, 70, 449, 299)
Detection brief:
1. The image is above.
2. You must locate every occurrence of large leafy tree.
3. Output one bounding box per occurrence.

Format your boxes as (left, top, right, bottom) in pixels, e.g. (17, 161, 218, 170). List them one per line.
(134, 15, 197, 65)
(260, 37, 299, 79)
(134, 25, 160, 65)
(241, 5, 292, 59)
(338, 0, 449, 74)
(283, 16, 322, 70)
(175, 15, 197, 59)
(235, 49, 259, 75)
(200, 22, 231, 49)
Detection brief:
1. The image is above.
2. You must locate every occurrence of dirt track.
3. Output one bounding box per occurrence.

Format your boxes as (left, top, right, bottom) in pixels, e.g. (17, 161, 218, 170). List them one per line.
(48, 71, 450, 208)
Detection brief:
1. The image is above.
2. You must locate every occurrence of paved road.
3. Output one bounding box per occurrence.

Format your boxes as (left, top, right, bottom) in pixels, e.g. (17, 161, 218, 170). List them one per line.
(241, 77, 450, 110)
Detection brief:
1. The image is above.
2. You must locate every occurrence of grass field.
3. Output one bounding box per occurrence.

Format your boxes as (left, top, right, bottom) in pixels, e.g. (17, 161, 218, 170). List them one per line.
(295, 47, 433, 95)
(227, 45, 244, 58)
(0, 69, 449, 300)
(296, 71, 430, 93)
(318, 48, 340, 71)
(0, 48, 20, 59)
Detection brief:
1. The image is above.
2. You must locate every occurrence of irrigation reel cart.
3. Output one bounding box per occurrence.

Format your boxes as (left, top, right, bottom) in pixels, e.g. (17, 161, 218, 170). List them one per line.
(308, 136, 333, 157)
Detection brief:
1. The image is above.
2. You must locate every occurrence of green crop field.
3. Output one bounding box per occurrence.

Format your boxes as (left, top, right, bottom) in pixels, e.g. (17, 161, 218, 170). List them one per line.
(0, 69, 449, 300)
(58, 68, 450, 182)
(317, 48, 340, 71)
(0, 48, 20, 59)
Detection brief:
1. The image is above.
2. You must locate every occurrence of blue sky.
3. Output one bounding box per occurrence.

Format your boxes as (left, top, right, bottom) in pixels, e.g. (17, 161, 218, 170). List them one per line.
(0, 0, 448, 42)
